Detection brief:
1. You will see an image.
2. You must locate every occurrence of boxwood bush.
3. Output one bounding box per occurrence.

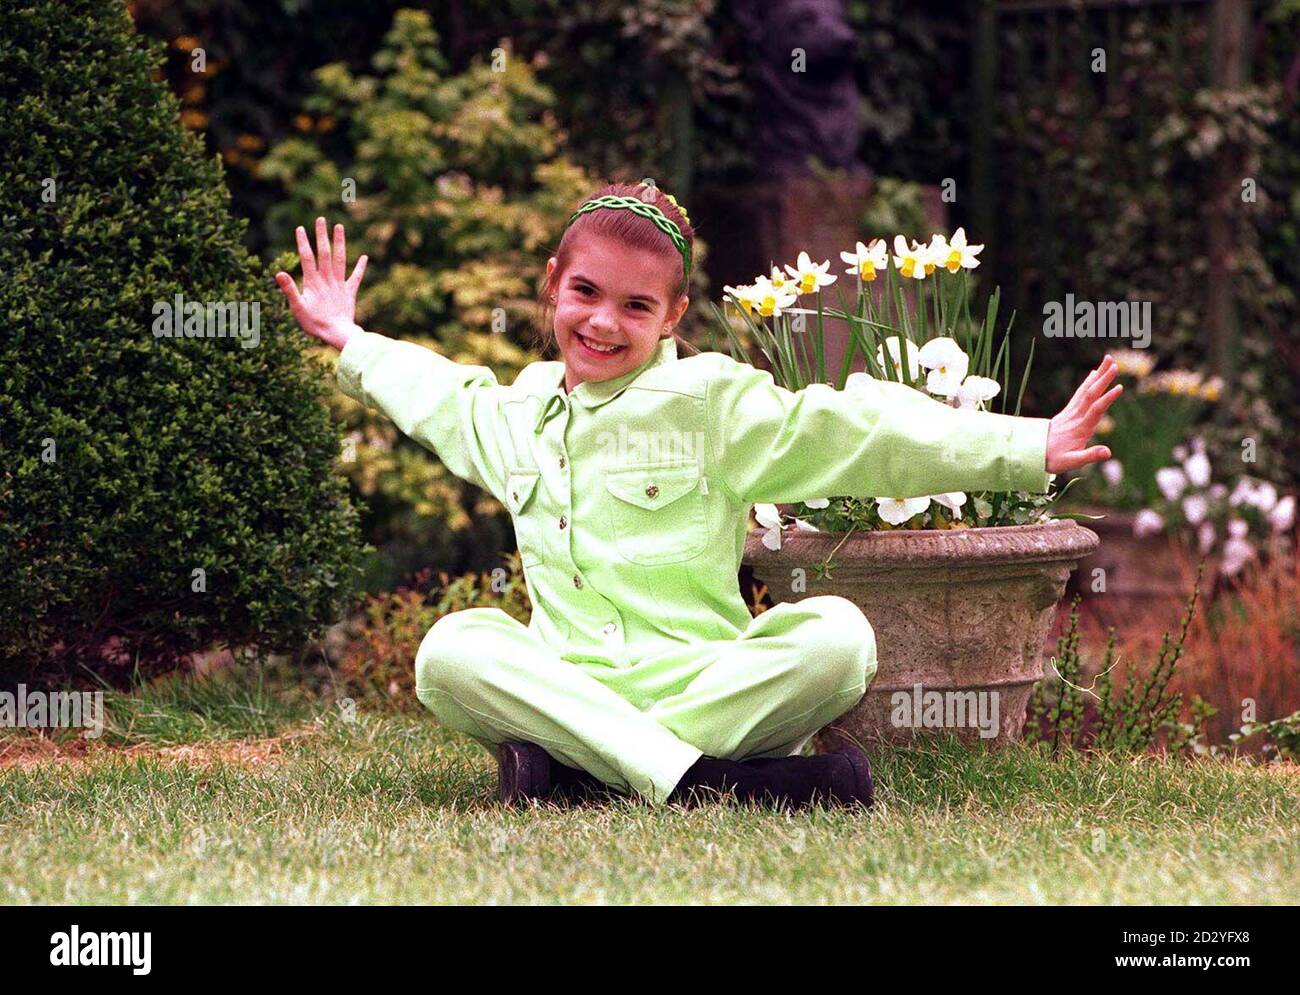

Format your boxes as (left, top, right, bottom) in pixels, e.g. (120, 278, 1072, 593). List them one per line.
(0, 1, 367, 684)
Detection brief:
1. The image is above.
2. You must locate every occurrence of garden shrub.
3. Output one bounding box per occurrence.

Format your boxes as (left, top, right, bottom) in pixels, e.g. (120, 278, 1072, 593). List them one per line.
(331, 552, 531, 708)
(0, 0, 366, 684)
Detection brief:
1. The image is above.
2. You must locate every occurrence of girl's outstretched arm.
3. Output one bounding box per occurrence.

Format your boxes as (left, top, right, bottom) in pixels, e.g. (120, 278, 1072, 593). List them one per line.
(275, 215, 508, 500)
(274, 216, 368, 350)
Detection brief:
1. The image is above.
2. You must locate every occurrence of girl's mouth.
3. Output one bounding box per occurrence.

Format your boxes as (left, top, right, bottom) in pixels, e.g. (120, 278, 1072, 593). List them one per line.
(575, 331, 626, 357)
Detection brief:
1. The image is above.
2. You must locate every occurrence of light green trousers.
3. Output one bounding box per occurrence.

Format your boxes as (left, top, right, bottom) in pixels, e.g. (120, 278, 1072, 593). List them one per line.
(414, 595, 876, 806)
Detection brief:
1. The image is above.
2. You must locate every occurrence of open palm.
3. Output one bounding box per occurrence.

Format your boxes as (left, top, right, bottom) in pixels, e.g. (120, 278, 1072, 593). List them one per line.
(274, 216, 368, 350)
(1046, 354, 1123, 473)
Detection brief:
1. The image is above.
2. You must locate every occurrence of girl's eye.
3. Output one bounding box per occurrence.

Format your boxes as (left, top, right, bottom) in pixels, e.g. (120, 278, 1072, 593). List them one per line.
(576, 286, 650, 311)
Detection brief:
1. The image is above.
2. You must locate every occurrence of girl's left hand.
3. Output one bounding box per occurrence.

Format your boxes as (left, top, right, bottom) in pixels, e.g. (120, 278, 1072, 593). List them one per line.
(1045, 355, 1123, 473)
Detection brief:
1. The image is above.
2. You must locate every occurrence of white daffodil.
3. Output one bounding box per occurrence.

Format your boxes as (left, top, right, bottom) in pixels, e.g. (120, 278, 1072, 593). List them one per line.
(766, 267, 794, 293)
(1183, 450, 1211, 488)
(784, 251, 838, 295)
(1198, 521, 1216, 554)
(892, 235, 929, 280)
(723, 283, 762, 319)
(1155, 467, 1188, 502)
(1182, 493, 1208, 525)
(1133, 509, 1165, 538)
(1101, 459, 1124, 488)
(931, 492, 967, 512)
(917, 337, 970, 398)
(923, 233, 947, 276)
(1269, 494, 1295, 533)
(875, 496, 930, 526)
(876, 335, 921, 381)
(955, 375, 1001, 410)
(802, 498, 830, 509)
(939, 227, 983, 271)
(749, 275, 798, 318)
(840, 239, 888, 282)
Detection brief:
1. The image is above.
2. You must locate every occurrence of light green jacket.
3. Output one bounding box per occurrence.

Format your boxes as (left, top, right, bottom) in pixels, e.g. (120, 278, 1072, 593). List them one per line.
(336, 332, 1051, 665)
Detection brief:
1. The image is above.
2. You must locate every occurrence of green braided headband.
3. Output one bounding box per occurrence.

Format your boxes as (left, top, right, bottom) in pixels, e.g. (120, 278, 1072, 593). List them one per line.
(563, 193, 692, 284)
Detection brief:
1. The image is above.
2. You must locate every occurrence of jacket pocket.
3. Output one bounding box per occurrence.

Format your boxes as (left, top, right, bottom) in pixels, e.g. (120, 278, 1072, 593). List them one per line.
(505, 469, 543, 565)
(604, 461, 708, 565)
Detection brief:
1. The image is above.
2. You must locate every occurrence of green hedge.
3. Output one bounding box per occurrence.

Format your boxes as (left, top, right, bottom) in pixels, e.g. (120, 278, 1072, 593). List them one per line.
(0, 0, 367, 683)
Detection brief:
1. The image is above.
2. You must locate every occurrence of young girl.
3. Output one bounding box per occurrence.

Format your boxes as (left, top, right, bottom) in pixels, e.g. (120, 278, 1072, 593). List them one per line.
(275, 181, 1121, 811)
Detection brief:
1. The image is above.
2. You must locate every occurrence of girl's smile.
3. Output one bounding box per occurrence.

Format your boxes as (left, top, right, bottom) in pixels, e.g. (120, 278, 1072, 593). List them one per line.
(546, 233, 689, 393)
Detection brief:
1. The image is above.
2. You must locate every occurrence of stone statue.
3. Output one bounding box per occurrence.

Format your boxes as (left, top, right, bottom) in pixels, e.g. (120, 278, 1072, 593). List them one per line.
(731, 0, 867, 180)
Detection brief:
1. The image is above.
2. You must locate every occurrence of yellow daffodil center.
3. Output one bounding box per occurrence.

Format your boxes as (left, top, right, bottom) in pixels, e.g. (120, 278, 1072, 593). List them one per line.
(900, 259, 915, 277)
(799, 274, 815, 293)
(860, 261, 876, 280)
(946, 251, 962, 272)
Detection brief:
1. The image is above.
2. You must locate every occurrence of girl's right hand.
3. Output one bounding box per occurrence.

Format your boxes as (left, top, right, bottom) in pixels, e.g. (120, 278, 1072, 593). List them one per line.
(274, 216, 368, 351)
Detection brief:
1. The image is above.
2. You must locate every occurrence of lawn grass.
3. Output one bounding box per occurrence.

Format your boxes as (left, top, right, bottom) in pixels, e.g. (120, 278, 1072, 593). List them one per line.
(1, 667, 1296, 904)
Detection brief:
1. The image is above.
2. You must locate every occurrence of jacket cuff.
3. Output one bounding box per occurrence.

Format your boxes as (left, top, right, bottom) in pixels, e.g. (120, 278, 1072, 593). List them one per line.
(335, 330, 389, 405)
(1003, 415, 1052, 494)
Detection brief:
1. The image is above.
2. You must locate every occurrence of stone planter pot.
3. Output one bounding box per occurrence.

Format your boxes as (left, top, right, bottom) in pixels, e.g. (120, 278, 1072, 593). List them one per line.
(1064, 506, 1216, 629)
(743, 519, 1099, 748)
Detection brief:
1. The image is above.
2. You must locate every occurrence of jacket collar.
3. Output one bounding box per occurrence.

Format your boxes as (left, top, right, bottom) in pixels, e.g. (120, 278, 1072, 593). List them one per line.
(534, 337, 678, 432)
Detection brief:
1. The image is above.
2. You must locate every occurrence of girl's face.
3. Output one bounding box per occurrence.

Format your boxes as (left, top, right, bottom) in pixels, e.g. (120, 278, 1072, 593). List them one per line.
(547, 234, 689, 392)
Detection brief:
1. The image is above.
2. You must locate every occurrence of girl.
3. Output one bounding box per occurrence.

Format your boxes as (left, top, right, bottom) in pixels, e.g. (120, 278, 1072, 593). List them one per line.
(275, 181, 1121, 811)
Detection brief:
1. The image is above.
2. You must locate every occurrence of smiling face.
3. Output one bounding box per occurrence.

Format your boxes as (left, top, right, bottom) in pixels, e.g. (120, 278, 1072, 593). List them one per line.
(546, 233, 689, 392)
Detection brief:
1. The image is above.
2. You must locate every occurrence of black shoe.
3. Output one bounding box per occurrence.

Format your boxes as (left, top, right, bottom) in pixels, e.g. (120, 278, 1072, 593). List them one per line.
(740, 747, 874, 810)
(549, 759, 614, 803)
(497, 741, 552, 806)
(826, 744, 874, 809)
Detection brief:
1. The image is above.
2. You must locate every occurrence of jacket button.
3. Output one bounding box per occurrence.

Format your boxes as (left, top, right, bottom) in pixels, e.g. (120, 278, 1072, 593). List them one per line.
(602, 622, 617, 635)
(559, 455, 566, 469)
(511, 491, 519, 502)
(558, 515, 567, 529)
(645, 484, 659, 499)
(573, 574, 583, 589)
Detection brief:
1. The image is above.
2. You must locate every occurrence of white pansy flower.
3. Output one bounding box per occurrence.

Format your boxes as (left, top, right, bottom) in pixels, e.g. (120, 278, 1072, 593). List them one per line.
(1198, 521, 1216, 554)
(754, 502, 783, 550)
(955, 375, 1001, 411)
(802, 498, 830, 509)
(1101, 459, 1123, 488)
(1182, 494, 1208, 525)
(844, 370, 876, 393)
(876, 336, 921, 381)
(1252, 481, 1278, 512)
(1133, 509, 1165, 538)
(1183, 450, 1211, 488)
(917, 337, 970, 398)
(931, 492, 967, 512)
(1269, 495, 1295, 533)
(875, 496, 930, 526)
(1155, 467, 1188, 502)
(1220, 534, 1255, 577)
